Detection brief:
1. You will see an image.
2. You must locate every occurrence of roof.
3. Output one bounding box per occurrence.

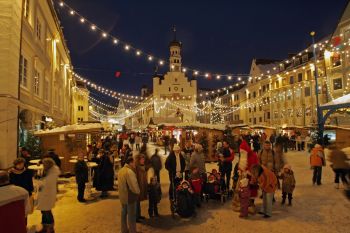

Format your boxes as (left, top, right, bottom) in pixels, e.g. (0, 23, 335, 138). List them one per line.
(34, 123, 105, 136)
(255, 58, 282, 65)
(320, 94, 350, 108)
(169, 40, 182, 47)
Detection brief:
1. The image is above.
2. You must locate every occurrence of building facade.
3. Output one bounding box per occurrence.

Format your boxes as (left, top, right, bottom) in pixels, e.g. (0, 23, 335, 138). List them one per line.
(0, 0, 76, 168)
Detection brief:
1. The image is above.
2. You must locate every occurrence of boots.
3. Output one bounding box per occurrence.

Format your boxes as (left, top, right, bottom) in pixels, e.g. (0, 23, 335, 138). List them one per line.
(288, 198, 292, 206)
(281, 198, 286, 205)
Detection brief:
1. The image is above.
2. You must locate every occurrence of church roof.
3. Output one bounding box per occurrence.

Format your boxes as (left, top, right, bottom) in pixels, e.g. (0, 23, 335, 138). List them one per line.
(169, 40, 182, 47)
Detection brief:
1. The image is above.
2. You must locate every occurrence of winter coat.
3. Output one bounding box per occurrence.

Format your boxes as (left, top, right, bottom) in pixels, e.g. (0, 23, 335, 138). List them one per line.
(150, 153, 162, 171)
(259, 149, 285, 173)
(183, 147, 194, 171)
(136, 165, 148, 201)
(310, 148, 325, 167)
(37, 165, 60, 211)
(148, 183, 161, 203)
(74, 160, 88, 184)
(257, 166, 277, 193)
(95, 154, 114, 191)
(189, 151, 206, 175)
(135, 136, 142, 144)
(328, 149, 350, 169)
(165, 151, 186, 180)
(118, 164, 140, 204)
(280, 171, 296, 193)
(9, 168, 34, 196)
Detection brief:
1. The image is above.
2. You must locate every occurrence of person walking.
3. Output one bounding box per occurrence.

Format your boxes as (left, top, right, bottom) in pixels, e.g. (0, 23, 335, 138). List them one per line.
(251, 164, 277, 218)
(135, 133, 141, 151)
(310, 144, 326, 186)
(219, 140, 235, 191)
(150, 149, 162, 184)
(148, 176, 162, 218)
(327, 144, 349, 189)
(8, 158, 34, 197)
(169, 135, 178, 152)
(36, 158, 60, 233)
(182, 141, 194, 179)
(190, 144, 206, 177)
(135, 154, 149, 222)
(118, 157, 140, 233)
(163, 135, 170, 155)
(95, 150, 114, 198)
(165, 144, 185, 199)
(279, 164, 296, 206)
(74, 152, 88, 202)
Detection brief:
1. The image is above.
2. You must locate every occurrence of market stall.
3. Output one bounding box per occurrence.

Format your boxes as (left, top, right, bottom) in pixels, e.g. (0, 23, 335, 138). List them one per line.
(34, 123, 105, 173)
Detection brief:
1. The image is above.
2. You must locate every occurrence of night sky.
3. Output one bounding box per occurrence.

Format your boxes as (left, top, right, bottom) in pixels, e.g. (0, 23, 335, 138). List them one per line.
(56, 0, 348, 105)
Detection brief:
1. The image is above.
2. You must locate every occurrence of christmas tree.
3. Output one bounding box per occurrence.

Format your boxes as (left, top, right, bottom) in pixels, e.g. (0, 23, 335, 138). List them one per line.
(24, 132, 42, 158)
(210, 98, 224, 124)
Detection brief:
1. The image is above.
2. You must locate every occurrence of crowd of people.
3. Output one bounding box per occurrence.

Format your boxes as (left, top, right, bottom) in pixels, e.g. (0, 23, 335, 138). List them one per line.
(0, 130, 349, 233)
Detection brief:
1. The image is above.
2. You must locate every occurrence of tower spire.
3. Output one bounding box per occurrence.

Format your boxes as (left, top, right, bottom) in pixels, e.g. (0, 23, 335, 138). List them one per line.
(173, 25, 177, 41)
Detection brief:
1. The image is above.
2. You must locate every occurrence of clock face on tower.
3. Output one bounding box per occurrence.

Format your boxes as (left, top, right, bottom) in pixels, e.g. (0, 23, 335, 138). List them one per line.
(174, 87, 178, 91)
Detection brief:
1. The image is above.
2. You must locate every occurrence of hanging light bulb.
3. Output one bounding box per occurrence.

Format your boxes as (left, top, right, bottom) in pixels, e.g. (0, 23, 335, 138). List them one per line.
(102, 33, 107, 38)
(91, 25, 96, 30)
(125, 45, 130, 50)
(148, 56, 153, 61)
(80, 18, 85, 23)
(136, 50, 141, 56)
(59, 2, 64, 7)
(113, 39, 118, 44)
(70, 10, 75, 15)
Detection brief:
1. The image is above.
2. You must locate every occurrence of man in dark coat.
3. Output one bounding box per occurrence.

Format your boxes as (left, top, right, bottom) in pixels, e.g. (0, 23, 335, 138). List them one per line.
(75, 152, 88, 202)
(150, 149, 162, 183)
(46, 149, 61, 169)
(95, 150, 114, 198)
(165, 145, 185, 199)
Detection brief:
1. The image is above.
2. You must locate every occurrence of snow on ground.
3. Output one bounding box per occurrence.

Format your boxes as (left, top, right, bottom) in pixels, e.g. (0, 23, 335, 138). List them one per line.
(27, 144, 350, 233)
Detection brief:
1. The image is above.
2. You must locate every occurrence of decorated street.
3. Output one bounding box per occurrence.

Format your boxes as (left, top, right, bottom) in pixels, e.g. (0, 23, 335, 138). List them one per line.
(26, 144, 349, 233)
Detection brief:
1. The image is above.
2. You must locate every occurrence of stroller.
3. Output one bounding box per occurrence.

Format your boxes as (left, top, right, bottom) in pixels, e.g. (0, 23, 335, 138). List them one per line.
(170, 178, 196, 218)
(203, 169, 227, 203)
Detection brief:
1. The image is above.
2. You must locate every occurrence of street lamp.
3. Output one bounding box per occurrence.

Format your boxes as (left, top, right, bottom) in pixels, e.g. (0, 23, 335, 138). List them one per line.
(310, 31, 324, 144)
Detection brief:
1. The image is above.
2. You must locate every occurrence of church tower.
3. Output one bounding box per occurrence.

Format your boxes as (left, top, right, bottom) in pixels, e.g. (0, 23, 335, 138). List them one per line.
(169, 26, 182, 72)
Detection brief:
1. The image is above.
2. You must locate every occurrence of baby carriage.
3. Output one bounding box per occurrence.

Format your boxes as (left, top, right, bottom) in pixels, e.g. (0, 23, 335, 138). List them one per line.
(170, 178, 196, 218)
(203, 169, 227, 203)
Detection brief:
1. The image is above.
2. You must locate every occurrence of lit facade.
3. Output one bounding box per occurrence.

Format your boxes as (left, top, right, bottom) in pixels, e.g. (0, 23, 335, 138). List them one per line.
(0, 0, 76, 168)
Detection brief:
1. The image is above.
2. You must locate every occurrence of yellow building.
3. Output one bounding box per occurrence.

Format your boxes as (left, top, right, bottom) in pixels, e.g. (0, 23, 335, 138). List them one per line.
(72, 81, 89, 124)
(0, 0, 78, 168)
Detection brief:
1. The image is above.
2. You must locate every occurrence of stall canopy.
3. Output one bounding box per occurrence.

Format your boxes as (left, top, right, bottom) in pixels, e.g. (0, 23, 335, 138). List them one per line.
(320, 93, 350, 109)
(34, 123, 105, 136)
(160, 122, 227, 131)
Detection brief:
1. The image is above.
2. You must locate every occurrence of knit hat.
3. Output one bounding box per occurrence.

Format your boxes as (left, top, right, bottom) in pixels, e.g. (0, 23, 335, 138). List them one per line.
(173, 144, 181, 151)
(283, 164, 292, 170)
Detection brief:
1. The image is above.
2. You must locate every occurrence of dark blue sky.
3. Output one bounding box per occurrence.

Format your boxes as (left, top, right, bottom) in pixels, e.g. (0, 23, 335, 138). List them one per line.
(56, 0, 348, 104)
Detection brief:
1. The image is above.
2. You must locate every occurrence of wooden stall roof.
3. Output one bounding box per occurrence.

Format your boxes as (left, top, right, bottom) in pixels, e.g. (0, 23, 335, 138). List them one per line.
(160, 122, 227, 131)
(34, 123, 105, 136)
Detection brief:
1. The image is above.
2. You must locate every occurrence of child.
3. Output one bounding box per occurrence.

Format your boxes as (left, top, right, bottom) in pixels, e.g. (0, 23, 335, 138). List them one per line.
(75, 152, 88, 202)
(148, 176, 161, 217)
(280, 164, 296, 206)
(238, 178, 251, 218)
(189, 166, 203, 207)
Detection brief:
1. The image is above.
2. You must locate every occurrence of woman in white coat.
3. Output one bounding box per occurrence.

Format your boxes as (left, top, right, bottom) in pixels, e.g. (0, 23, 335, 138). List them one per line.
(36, 158, 60, 233)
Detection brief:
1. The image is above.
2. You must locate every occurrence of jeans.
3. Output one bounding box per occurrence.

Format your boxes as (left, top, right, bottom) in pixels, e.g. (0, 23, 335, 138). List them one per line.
(333, 169, 349, 185)
(77, 182, 85, 201)
(148, 200, 159, 216)
(312, 166, 322, 185)
(260, 192, 274, 216)
(41, 211, 54, 225)
(154, 170, 161, 184)
(121, 203, 137, 233)
(220, 167, 232, 190)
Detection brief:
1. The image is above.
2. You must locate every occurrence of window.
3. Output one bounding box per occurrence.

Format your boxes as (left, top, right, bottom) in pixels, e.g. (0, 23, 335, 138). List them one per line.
(306, 69, 312, 81)
(333, 78, 343, 90)
(331, 53, 341, 67)
(36, 18, 42, 41)
(24, 0, 30, 19)
(33, 69, 40, 96)
(169, 87, 171, 92)
(267, 112, 270, 119)
(77, 117, 83, 122)
(302, 54, 308, 63)
(175, 78, 177, 82)
(293, 58, 300, 66)
(253, 92, 256, 98)
(295, 89, 301, 98)
(19, 55, 28, 87)
(297, 73, 302, 82)
(262, 86, 266, 92)
(249, 108, 251, 113)
(304, 87, 311, 97)
(248, 93, 251, 99)
(44, 79, 49, 101)
(289, 76, 294, 84)
(274, 111, 279, 119)
(259, 117, 262, 122)
(275, 81, 279, 89)
(78, 106, 84, 111)
(181, 88, 183, 92)
(259, 106, 262, 111)
(253, 118, 256, 124)
(287, 91, 292, 100)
